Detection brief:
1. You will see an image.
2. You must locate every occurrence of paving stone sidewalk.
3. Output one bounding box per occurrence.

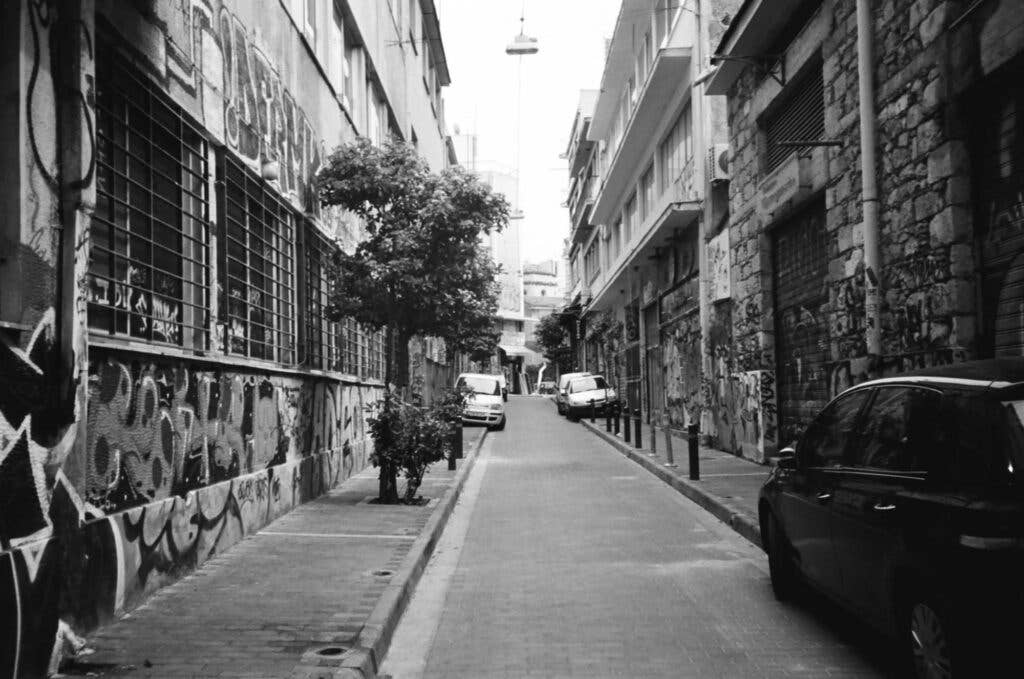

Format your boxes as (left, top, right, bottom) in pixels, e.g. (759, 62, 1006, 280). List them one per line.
(63, 428, 485, 679)
(581, 418, 769, 547)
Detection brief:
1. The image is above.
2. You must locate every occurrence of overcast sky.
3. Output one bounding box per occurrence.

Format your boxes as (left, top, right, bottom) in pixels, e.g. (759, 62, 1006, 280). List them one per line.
(436, 0, 623, 265)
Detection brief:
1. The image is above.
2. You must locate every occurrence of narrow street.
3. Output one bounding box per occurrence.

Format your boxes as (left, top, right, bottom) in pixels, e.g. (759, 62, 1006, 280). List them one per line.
(382, 396, 895, 679)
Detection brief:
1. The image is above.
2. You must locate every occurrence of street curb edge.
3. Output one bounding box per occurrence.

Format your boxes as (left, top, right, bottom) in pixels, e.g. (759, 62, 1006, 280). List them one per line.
(581, 420, 763, 549)
(288, 427, 488, 679)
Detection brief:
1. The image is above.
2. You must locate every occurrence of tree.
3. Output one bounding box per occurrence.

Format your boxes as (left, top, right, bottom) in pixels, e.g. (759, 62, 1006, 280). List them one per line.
(317, 137, 508, 502)
(534, 313, 573, 372)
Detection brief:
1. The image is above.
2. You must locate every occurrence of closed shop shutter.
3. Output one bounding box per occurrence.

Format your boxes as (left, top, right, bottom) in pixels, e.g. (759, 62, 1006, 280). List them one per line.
(975, 57, 1024, 357)
(772, 198, 829, 444)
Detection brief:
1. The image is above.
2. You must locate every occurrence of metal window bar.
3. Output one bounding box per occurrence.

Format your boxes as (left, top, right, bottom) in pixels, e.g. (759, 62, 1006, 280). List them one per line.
(90, 41, 210, 350)
(302, 223, 341, 370)
(340, 317, 360, 375)
(218, 155, 297, 364)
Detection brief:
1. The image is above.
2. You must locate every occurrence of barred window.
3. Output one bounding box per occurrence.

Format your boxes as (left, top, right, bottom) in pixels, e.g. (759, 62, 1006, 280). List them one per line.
(90, 43, 210, 349)
(341, 318, 360, 375)
(302, 223, 340, 370)
(367, 329, 384, 380)
(219, 155, 297, 363)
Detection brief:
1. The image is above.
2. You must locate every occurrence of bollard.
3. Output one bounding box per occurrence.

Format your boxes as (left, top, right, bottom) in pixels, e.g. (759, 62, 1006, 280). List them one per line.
(613, 403, 621, 436)
(648, 410, 658, 456)
(687, 422, 700, 480)
(590, 399, 596, 423)
(454, 420, 464, 460)
(633, 409, 642, 449)
(623, 404, 631, 444)
(448, 423, 458, 470)
(605, 404, 613, 432)
(663, 413, 677, 467)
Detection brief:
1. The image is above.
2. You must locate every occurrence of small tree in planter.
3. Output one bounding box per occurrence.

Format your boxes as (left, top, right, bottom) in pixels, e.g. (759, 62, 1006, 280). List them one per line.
(318, 138, 507, 503)
(366, 387, 469, 504)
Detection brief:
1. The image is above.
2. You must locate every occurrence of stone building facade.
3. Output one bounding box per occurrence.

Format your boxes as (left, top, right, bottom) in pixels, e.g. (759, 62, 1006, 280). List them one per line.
(706, 0, 1023, 459)
(0, 1, 454, 674)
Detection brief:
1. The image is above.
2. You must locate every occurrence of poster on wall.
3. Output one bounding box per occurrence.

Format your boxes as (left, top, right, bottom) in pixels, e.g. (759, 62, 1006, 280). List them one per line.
(708, 230, 731, 302)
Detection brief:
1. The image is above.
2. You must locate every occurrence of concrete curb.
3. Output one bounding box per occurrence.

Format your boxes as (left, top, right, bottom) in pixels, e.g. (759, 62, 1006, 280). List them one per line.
(289, 428, 488, 679)
(581, 420, 763, 549)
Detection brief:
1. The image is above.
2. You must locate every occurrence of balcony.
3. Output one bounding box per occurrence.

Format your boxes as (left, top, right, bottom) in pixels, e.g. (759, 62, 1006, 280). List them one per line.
(588, 161, 701, 312)
(567, 173, 597, 244)
(591, 46, 693, 226)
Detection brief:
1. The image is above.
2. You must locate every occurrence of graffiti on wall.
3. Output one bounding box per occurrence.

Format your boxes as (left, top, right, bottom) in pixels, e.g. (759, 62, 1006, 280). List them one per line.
(85, 357, 375, 513)
(119, 0, 327, 212)
(707, 230, 731, 302)
(663, 311, 701, 427)
(826, 346, 969, 399)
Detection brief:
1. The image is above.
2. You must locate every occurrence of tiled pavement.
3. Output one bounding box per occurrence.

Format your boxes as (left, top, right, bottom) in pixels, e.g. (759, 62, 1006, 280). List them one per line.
(65, 428, 485, 679)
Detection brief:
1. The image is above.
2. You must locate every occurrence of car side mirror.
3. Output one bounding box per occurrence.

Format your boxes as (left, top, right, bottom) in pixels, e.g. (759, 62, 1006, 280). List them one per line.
(770, 447, 797, 470)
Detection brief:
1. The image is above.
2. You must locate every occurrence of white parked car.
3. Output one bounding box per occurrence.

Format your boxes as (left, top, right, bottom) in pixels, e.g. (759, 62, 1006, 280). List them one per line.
(555, 371, 592, 415)
(564, 375, 617, 421)
(455, 373, 507, 430)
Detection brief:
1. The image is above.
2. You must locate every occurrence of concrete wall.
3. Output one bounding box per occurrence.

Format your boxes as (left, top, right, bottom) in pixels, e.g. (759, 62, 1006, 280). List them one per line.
(0, 1, 452, 675)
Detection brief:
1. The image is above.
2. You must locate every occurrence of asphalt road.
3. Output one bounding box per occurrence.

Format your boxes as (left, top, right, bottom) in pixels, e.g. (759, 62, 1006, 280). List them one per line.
(380, 395, 898, 679)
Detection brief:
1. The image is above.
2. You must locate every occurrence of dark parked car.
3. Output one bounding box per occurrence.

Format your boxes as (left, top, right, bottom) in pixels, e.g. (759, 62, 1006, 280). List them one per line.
(759, 359, 1024, 679)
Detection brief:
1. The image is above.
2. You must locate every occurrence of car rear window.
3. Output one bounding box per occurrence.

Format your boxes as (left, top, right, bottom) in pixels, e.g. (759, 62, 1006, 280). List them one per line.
(939, 390, 1015, 484)
(1000, 400, 1024, 476)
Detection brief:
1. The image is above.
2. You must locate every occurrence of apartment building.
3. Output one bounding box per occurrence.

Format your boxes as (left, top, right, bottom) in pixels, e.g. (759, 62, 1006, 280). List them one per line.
(565, 0, 735, 436)
(0, 1, 452, 674)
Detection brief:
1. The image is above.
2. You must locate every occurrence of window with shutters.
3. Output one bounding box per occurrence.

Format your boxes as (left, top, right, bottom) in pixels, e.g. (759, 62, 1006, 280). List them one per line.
(761, 64, 824, 174)
(90, 42, 210, 351)
(219, 154, 297, 364)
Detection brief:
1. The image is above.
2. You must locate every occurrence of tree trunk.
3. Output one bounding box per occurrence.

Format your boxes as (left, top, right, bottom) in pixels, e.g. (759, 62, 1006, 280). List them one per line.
(377, 326, 401, 504)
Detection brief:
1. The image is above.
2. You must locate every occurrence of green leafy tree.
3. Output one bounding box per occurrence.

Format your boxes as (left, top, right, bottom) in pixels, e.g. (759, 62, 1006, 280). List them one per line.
(317, 137, 508, 502)
(534, 313, 572, 372)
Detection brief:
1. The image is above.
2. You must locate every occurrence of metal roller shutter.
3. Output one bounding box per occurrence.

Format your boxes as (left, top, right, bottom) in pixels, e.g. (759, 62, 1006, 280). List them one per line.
(975, 58, 1024, 357)
(772, 199, 829, 444)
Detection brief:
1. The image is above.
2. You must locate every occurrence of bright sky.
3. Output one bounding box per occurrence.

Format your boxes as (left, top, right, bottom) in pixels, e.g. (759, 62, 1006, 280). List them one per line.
(436, 0, 623, 265)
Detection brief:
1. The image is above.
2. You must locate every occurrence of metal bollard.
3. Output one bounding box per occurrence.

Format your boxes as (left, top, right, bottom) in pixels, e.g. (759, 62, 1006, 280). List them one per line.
(590, 399, 596, 423)
(663, 417, 677, 467)
(613, 403, 621, 435)
(633, 409, 642, 449)
(687, 423, 700, 480)
(648, 410, 658, 456)
(448, 424, 458, 470)
(623, 405, 631, 444)
(454, 420, 464, 459)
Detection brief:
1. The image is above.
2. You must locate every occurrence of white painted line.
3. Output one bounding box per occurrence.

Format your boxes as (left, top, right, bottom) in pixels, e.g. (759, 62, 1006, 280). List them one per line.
(259, 531, 416, 540)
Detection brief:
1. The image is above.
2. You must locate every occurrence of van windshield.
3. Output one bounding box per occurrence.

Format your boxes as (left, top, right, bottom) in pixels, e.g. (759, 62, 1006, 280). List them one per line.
(570, 376, 607, 393)
(457, 376, 500, 396)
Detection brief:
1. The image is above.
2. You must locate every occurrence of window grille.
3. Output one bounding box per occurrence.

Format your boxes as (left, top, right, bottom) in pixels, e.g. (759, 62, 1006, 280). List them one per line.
(341, 317, 360, 375)
(763, 66, 825, 173)
(302, 222, 340, 370)
(219, 154, 297, 364)
(90, 42, 210, 350)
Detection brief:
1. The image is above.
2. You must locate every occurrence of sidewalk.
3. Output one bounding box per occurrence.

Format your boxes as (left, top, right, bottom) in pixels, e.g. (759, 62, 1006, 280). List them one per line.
(580, 417, 768, 548)
(65, 428, 487, 679)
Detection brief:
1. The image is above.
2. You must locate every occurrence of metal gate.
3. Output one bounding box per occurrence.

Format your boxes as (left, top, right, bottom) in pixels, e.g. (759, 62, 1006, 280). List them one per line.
(772, 199, 829, 444)
(975, 58, 1024, 356)
(643, 303, 663, 422)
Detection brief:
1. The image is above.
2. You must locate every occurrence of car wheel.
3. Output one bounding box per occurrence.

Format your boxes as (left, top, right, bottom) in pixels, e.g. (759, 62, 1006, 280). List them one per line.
(906, 595, 955, 679)
(491, 415, 506, 431)
(765, 512, 798, 602)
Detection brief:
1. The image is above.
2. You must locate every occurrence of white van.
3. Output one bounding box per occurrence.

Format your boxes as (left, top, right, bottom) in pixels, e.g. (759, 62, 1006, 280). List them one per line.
(555, 371, 592, 416)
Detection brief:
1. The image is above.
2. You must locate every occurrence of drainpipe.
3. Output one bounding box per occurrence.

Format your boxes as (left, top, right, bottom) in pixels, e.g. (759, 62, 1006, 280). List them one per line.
(856, 0, 882, 359)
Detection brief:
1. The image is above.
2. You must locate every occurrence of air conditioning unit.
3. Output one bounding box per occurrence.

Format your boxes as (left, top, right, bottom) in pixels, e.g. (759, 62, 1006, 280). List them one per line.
(708, 143, 730, 183)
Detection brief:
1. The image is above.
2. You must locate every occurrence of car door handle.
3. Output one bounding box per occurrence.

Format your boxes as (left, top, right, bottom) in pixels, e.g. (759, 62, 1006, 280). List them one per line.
(872, 502, 896, 512)
(816, 492, 832, 502)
